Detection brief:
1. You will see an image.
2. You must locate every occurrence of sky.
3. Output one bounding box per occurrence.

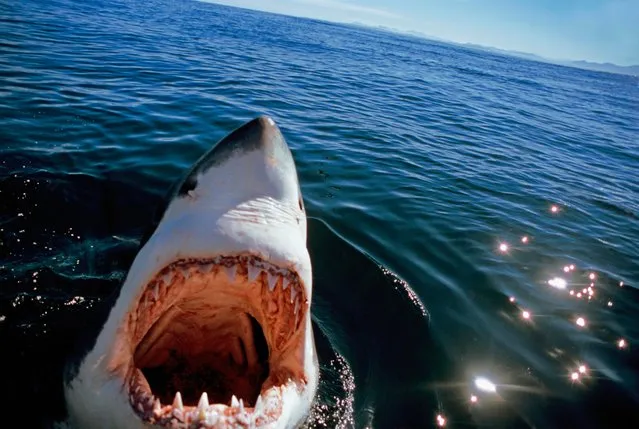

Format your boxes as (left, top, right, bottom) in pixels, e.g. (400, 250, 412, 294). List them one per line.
(205, 0, 639, 66)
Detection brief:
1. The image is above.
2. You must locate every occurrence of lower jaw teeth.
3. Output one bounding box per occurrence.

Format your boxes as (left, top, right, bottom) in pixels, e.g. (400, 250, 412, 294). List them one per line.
(138, 390, 271, 425)
(173, 391, 183, 410)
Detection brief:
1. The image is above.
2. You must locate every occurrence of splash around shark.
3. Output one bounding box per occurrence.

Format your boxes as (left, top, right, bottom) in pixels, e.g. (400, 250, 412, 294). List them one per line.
(63, 116, 319, 428)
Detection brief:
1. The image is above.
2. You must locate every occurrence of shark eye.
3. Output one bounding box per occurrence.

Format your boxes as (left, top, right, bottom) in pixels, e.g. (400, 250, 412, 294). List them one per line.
(178, 175, 197, 196)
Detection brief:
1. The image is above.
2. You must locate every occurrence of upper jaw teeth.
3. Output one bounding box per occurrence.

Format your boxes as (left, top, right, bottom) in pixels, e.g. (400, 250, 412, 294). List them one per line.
(224, 265, 236, 282)
(247, 265, 261, 282)
(162, 272, 174, 284)
(267, 273, 278, 291)
(139, 256, 306, 325)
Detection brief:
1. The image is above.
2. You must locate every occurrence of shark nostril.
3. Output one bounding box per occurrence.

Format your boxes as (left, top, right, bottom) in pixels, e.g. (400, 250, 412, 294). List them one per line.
(298, 197, 303, 211)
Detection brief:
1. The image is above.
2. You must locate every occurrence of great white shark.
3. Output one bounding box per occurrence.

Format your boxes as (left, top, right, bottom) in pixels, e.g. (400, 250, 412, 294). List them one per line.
(64, 116, 318, 428)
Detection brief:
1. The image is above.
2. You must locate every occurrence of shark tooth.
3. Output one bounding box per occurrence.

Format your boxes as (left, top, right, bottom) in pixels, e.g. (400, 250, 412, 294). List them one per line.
(201, 263, 214, 273)
(180, 266, 190, 279)
(162, 272, 174, 285)
(239, 398, 245, 413)
(248, 265, 261, 283)
(198, 392, 209, 410)
(152, 284, 159, 301)
(290, 286, 297, 303)
(294, 298, 300, 315)
(254, 394, 264, 414)
(282, 277, 290, 290)
(231, 395, 239, 408)
(267, 273, 279, 291)
(172, 392, 183, 410)
(153, 397, 161, 411)
(224, 265, 236, 282)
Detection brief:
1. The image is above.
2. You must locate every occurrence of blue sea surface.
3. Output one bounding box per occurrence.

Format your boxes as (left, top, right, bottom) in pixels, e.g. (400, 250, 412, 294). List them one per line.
(1, 0, 639, 428)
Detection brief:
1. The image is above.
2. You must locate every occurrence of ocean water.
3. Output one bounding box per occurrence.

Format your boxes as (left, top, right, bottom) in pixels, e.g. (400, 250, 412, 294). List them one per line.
(1, 0, 639, 428)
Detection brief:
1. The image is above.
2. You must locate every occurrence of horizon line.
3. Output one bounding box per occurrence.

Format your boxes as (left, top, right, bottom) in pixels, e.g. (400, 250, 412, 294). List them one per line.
(201, 1, 639, 71)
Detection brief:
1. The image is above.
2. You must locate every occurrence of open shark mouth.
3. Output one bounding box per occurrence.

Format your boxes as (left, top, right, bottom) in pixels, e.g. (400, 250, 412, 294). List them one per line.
(115, 254, 309, 428)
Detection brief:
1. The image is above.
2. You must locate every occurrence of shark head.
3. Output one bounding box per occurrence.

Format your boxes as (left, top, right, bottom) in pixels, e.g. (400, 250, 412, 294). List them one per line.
(65, 116, 318, 428)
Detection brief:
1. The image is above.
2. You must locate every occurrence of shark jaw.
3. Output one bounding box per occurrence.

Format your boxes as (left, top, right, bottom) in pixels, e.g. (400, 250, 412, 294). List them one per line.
(64, 116, 318, 429)
(120, 253, 309, 427)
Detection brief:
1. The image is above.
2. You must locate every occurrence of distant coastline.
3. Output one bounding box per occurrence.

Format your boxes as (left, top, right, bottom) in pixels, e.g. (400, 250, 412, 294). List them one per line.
(202, 3, 639, 77)
(347, 22, 639, 77)
(460, 43, 639, 77)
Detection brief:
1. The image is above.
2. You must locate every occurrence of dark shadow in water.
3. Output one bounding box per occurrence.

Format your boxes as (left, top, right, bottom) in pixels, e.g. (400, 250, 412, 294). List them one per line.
(307, 218, 461, 428)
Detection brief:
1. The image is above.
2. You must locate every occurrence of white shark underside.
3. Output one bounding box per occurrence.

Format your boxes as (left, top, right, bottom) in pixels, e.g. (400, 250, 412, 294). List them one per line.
(64, 116, 318, 428)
